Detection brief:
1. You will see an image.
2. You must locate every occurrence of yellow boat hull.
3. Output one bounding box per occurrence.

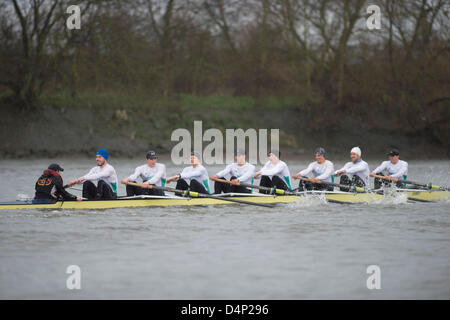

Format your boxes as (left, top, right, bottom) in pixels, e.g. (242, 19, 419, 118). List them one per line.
(0, 190, 448, 210)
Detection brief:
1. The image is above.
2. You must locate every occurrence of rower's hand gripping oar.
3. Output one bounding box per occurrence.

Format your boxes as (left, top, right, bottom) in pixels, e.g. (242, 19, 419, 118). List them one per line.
(371, 174, 448, 191)
(295, 176, 366, 193)
(210, 177, 298, 196)
(126, 182, 275, 208)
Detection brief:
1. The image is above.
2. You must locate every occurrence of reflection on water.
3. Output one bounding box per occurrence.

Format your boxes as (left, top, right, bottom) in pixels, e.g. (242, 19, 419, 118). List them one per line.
(0, 159, 449, 299)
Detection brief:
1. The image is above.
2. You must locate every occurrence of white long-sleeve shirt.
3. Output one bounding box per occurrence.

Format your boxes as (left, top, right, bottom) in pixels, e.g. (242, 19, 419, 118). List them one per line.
(215, 162, 255, 185)
(180, 164, 210, 193)
(299, 160, 334, 183)
(259, 160, 292, 190)
(128, 163, 166, 186)
(335, 159, 370, 185)
(373, 160, 408, 179)
(83, 164, 118, 193)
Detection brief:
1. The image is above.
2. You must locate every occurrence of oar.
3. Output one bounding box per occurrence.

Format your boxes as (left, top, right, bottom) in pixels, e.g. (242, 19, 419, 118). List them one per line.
(210, 177, 299, 196)
(295, 176, 366, 193)
(126, 182, 275, 208)
(371, 174, 448, 191)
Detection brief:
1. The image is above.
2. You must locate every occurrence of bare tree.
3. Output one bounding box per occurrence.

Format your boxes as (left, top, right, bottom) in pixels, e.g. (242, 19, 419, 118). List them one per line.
(5, 0, 63, 108)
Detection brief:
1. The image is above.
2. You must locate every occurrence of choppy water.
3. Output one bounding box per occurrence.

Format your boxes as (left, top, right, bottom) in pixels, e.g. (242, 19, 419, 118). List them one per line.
(0, 158, 449, 299)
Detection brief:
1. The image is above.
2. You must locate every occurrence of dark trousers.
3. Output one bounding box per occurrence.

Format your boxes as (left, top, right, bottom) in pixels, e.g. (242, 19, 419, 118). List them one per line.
(82, 180, 117, 200)
(176, 178, 209, 194)
(259, 175, 289, 194)
(214, 176, 251, 194)
(374, 173, 404, 189)
(297, 180, 333, 191)
(126, 183, 164, 196)
(339, 174, 365, 192)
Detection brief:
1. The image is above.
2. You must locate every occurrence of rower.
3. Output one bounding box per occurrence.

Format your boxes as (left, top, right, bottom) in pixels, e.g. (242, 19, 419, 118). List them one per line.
(292, 147, 334, 191)
(34, 164, 82, 201)
(334, 147, 370, 191)
(166, 151, 210, 194)
(370, 148, 408, 189)
(68, 148, 118, 200)
(210, 149, 255, 194)
(120, 150, 166, 196)
(254, 149, 292, 194)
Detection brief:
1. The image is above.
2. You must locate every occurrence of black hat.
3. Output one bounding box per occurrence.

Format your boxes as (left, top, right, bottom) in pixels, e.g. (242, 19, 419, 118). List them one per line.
(48, 163, 64, 172)
(146, 150, 157, 159)
(387, 149, 400, 156)
(314, 147, 326, 156)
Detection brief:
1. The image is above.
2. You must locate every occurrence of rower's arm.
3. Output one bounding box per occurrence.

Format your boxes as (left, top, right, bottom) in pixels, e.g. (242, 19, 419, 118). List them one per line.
(55, 179, 77, 200)
(128, 166, 142, 181)
(83, 166, 114, 180)
(299, 162, 314, 176)
(147, 165, 166, 185)
(372, 161, 387, 174)
(180, 167, 201, 179)
(346, 161, 368, 174)
(260, 162, 283, 176)
(335, 162, 350, 175)
(390, 162, 408, 179)
(215, 164, 232, 178)
(316, 162, 334, 180)
(237, 164, 255, 183)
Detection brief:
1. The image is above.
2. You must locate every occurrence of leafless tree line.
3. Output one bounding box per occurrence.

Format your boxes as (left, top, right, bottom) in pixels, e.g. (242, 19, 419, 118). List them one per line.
(0, 0, 448, 142)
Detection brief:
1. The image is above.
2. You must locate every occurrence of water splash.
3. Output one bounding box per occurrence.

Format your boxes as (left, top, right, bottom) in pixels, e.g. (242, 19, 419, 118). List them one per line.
(371, 186, 409, 205)
(286, 193, 328, 208)
(16, 194, 32, 201)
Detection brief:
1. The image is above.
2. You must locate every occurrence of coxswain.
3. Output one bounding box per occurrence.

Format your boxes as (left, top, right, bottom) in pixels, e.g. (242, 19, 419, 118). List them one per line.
(34, 164, 82, 201)
(210, 149, 255, 194)
(292, 147, 334, 191)
(68, 148, 118, 200)
(334, 147, 370, 191)
(254, 149, 292, 194)
(166, 151, 210, 194)
(370, 148, 408, 189)
(121, 150, 166, 196)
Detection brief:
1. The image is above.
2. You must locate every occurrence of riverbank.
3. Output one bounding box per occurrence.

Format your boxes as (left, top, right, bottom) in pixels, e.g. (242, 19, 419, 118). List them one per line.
(1, 93, 448, 159)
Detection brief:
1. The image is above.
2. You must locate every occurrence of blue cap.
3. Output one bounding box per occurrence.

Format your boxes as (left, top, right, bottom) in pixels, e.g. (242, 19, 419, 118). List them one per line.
(96, 148, 109, 160)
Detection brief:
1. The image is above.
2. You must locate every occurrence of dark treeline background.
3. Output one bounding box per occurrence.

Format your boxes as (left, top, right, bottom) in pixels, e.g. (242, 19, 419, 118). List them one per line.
(0, 0, 449, 156)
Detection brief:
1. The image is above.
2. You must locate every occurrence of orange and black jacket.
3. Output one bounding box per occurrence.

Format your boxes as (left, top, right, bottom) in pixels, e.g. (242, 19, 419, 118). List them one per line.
(34, 169, 77, 200)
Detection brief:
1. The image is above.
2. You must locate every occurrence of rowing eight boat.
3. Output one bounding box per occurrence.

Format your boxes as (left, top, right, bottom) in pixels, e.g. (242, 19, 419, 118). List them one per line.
(0, 189, 448, 210)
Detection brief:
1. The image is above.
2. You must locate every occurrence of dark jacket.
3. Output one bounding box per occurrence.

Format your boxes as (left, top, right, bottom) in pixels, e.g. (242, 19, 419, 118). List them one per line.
(34, 169, 77, 201)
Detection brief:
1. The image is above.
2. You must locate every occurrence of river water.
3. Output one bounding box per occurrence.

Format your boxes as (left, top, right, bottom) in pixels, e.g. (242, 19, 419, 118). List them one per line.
(0, 158, 449, 299)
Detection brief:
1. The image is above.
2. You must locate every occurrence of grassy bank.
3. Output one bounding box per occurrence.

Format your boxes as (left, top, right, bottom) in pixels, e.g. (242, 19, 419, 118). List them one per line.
(36, 91, 304, 111)
(0, 91, 448, 159)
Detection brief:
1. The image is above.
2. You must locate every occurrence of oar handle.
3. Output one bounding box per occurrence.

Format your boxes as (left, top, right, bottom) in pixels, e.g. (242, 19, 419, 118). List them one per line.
(371, 174, 399, 182)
